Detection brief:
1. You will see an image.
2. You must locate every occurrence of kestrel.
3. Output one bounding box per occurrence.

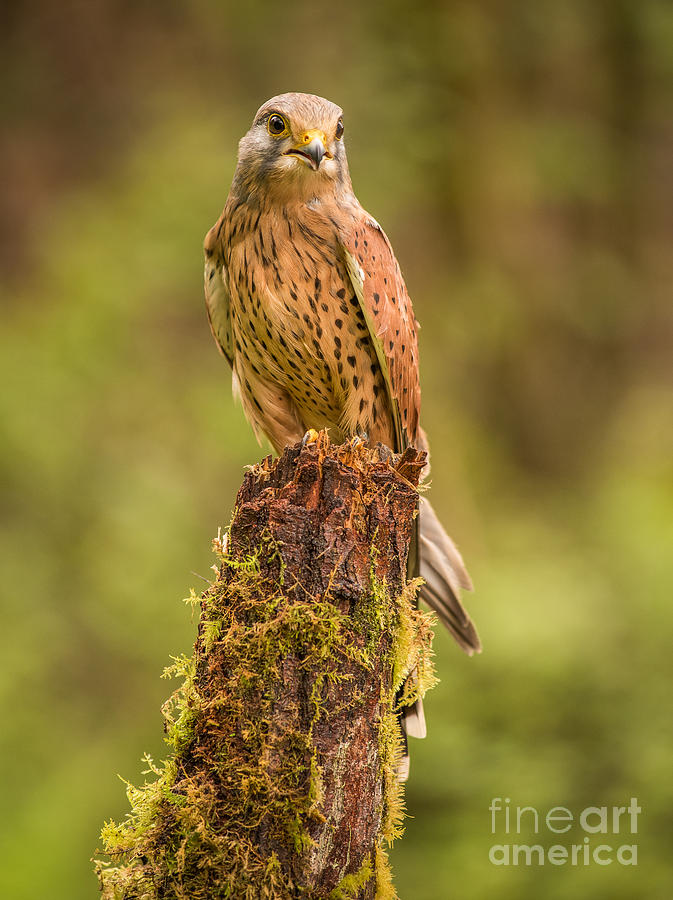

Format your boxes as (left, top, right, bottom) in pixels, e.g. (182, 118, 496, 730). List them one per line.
(204, 93, 480, 757)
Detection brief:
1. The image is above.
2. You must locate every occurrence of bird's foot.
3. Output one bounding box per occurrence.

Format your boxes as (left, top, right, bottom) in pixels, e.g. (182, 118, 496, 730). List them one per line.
(301, 428, 321, 448)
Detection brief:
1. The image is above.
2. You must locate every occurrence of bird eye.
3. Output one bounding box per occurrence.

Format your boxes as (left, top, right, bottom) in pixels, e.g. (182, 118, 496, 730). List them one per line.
(267, 114, 288, 136)
(335, 118, 344, 140)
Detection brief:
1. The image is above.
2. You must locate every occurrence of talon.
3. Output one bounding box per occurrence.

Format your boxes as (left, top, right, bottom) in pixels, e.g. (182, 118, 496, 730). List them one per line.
(301, 428, 320, 448)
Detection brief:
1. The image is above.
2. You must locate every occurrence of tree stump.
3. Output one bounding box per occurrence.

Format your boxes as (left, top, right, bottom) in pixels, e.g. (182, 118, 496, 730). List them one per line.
(96, 434, 437, 900)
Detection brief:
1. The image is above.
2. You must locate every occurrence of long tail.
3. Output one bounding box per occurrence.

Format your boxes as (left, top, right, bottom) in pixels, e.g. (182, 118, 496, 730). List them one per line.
(419, 498, 481, 655)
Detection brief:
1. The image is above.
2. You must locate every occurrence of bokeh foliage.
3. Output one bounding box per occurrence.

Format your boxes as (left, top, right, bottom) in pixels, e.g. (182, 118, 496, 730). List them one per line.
(1, 1, 672, 897)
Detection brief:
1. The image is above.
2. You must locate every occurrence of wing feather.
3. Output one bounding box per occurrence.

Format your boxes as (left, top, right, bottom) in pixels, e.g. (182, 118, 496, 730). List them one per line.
(339, 213, 421, 452)
(204, 218, 234, 367)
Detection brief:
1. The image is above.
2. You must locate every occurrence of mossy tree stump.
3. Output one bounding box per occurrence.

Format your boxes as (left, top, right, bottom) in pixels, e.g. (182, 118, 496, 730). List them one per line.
(96, 435, 437, 899)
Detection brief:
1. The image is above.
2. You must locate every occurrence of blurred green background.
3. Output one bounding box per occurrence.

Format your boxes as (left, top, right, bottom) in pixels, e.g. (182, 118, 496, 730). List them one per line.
(2, 1, 672, 897)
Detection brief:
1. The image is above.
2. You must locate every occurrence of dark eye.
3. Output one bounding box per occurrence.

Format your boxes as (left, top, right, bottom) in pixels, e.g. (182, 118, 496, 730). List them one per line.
(335, 118, 344, 140)
(267, 114, 288, 136)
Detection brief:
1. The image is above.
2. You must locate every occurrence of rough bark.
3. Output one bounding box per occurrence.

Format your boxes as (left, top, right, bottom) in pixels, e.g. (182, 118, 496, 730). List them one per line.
(95, 434, 435, 900)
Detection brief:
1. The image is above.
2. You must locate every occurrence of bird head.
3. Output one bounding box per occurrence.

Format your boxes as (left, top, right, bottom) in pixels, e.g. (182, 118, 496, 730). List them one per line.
(233, 93, 352, 202)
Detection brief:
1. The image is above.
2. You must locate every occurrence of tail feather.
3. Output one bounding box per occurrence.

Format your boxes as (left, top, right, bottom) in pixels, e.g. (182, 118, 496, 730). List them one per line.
(397, 495, 480, 781)
(402, 687, 427, 739)
(419, 498, 481, 655)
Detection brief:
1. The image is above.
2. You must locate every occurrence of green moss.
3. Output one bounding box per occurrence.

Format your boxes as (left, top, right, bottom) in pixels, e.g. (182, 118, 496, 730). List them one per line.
(377, 710, 406, 846)
(369, 569, 438, 852)
(374, 845, 397, 900)
(328, 856, 374, 899)
(388, 578, 437, 697)
(352, 545, 395, 666)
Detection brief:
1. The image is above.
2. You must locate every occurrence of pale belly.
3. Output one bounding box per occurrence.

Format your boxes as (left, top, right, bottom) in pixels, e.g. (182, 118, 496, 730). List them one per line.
(228, 261, 391, 449)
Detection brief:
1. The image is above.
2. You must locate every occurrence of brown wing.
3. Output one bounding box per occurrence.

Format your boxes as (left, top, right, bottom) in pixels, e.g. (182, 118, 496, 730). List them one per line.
(340, 213, 421, 452)
(204, 216, 234, 367)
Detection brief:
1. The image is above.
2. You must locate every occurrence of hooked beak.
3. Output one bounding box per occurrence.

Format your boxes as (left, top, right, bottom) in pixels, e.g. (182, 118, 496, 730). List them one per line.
(284, 129, 331, 170)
